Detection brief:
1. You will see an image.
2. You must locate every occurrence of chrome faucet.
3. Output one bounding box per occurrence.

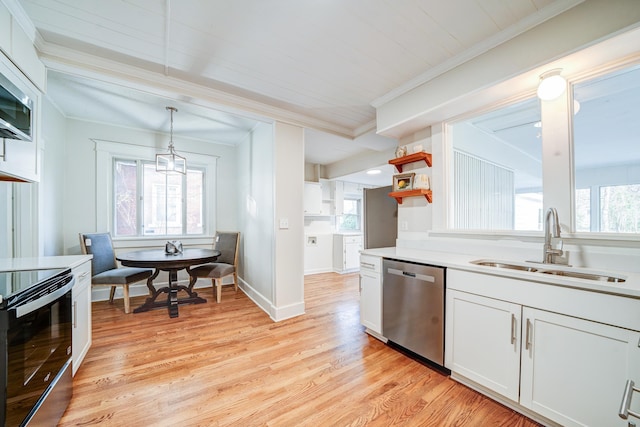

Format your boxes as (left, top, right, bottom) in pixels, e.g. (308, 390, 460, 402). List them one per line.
(543, 207, 563, 264)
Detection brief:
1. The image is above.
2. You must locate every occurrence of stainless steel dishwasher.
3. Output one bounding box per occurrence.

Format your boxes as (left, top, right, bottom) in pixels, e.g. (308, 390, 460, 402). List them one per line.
(382, 258, 445, 366)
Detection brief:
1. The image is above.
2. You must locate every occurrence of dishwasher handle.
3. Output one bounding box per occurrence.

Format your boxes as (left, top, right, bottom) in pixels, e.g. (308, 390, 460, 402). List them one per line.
(387, 268, 436, 283)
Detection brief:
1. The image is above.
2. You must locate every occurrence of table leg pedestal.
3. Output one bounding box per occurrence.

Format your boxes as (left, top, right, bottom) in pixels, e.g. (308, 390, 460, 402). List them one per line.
(133, 268, 207, 317)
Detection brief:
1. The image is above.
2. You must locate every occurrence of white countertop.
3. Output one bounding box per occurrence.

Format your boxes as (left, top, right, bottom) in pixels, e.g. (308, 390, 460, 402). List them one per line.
(361, 247, 640, 299)
(0, 255, 92, 272)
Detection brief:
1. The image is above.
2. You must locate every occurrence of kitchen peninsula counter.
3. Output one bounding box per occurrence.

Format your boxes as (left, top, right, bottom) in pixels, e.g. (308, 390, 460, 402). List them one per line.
(361, 246, 640, 299)
(0, 255, 92, 271)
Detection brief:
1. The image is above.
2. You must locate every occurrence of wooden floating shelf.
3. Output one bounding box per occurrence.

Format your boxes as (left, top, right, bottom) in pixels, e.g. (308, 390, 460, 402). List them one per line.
(388, 152, 432, 173)
(388, 189, 432, 204)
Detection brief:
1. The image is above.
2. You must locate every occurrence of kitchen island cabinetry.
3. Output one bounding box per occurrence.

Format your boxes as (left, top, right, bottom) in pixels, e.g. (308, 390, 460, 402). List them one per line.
(333, 234, 362, 273)
(446, 269, 640, 427)
(446, 290, 521, 402)
(520, 307, 640, 426)
(359, 254, 384, 340)
(71, 258, 92, 376)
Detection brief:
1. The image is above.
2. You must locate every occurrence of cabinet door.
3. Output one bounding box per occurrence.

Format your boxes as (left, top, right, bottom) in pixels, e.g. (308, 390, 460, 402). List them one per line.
(359, 269, 382, 334)
(304, 182, 322, 215)
(445, 290, 521, 402)
(344, 240, 361, 270)
(72, 260, 92, 376)
(0, 57, 40, 182)
(521, 307, 640, 427)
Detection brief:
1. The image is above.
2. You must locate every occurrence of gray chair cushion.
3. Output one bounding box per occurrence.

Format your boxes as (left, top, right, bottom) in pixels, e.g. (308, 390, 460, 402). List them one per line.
(214, 232, 239, 265)
(190, 263, 235, 279)
(92, 267, 153, 285)
(80, 232, 118, 275)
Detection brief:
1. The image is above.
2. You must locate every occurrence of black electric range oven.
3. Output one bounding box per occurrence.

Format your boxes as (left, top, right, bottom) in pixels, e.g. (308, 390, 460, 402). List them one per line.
(0, 268, 74, 427)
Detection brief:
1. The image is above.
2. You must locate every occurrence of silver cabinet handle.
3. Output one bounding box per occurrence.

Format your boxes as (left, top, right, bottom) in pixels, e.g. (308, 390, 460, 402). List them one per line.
(80, 271, 89, 278)
(525, 318, 532, 350)
(73, 300, 78, 329)
(360, 262, 376, 269)
(619, 380, 640, 420)
(387, 268, 435, 283)
(510, 314, 517, 345)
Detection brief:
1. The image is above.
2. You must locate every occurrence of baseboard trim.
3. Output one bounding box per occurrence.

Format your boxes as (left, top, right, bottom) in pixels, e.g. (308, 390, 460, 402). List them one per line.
(92, 276, 305, 323)
(238, 278, 305, 322)
(304, 267, 333, 275)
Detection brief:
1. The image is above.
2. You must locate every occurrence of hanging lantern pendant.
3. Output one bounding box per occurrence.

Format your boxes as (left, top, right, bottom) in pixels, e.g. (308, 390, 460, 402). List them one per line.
(156, 106, 186, 174)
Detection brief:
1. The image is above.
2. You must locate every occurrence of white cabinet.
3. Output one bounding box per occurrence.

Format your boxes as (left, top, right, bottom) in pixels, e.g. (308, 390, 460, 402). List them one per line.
(304, 181, 331, 215)
(520, 307, 640, 427)
(0, 55, 40, 183)
(359, 254, 384, 339)
(446, 290, 521, 402)
(0, 3, 46, 91)
(0, 3, 10, 53)
(332, 181, 344, 216)
(304, 182, 322, 215)
(446, 269, 640, 427)
(333, 234, 362, 273)
(71, 259, 92, 376)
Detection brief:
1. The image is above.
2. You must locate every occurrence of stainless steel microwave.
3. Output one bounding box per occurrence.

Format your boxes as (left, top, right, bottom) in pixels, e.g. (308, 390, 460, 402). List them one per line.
(0, 70, 33, 141)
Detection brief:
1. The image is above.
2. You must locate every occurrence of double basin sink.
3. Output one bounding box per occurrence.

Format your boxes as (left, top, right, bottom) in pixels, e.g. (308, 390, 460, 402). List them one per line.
(471, 260, 626, 283)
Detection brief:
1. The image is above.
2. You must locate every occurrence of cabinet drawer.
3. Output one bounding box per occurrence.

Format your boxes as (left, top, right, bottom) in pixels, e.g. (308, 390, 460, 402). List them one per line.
(73, 261, 92, 291)
(360, 255, 381, 273)
(344, 235, 362, 244)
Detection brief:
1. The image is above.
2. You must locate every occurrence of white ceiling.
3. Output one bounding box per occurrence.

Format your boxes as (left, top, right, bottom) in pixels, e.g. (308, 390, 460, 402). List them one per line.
(14, 0, 583, 176)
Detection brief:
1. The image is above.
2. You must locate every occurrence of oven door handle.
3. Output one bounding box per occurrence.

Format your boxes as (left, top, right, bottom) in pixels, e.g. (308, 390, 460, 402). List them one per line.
(14, 277, 75, 318)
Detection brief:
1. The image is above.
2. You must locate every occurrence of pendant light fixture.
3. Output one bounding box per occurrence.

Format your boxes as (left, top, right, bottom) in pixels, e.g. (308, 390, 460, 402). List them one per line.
(156, 106, 186, 174)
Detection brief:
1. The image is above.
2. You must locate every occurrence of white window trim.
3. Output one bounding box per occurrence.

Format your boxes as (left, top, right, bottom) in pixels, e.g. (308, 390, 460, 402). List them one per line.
(94, 139, 218, 243)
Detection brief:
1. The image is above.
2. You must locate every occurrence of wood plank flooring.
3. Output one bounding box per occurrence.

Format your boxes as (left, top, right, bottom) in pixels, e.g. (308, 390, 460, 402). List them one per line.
(59, 273, 541, 426)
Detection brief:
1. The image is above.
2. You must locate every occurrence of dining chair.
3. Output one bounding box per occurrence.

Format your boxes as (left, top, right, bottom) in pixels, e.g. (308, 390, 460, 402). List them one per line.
(78, 232, 154, 313)
(189, 231, 240, 303)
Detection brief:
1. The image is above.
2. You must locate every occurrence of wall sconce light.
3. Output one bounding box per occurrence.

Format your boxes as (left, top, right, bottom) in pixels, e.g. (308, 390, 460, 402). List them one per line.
(537, 69, 566, 101)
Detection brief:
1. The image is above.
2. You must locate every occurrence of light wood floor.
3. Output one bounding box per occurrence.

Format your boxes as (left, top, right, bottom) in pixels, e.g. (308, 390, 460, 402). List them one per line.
(60, 273, 541, 426)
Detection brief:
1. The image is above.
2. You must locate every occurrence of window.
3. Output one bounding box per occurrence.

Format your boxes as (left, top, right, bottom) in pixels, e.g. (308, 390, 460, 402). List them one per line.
(338, 197, 361, 231)
(114, 159, 205, 237)
(572, 63, 640, 233)
(450, 97, 543, 231)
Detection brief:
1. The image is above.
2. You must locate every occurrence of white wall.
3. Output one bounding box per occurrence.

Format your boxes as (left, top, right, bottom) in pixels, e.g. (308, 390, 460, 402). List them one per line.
(38, 96, 67, 255)
(62, 118, 238, 255)
(236, 121, 305, 321)
(273, 122, 305, 319)
(237, 121, 275, 309)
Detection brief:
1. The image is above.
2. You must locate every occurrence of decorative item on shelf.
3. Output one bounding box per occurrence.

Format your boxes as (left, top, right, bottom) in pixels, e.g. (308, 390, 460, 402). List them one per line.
(395, 145, 407, 158)
(412, 144, 423, 153)
(392, 172, 415, 191)
(165, 240, 183, 255)
(413, 174, 430, 190)
(156, 106, 186, 174)
(388, 151, 432, 173)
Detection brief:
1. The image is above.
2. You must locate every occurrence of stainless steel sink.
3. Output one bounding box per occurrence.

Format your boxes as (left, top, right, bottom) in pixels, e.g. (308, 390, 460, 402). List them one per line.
(471, 260, 538, 272)
(539, 270, 626, 283)
(471, 259, 626, 283)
